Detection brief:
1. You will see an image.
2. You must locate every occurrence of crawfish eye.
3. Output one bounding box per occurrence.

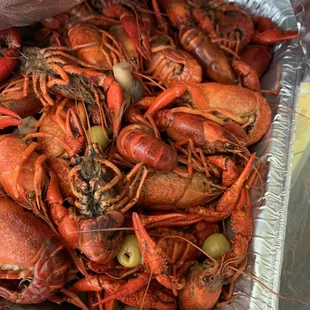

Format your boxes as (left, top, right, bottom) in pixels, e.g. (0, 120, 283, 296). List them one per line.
(202, 276, 208, 282)
(27, 191, 35, 201)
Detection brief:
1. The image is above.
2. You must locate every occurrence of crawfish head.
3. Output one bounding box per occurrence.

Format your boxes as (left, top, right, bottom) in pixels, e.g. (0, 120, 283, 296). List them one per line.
(178, 261, 223, 310)
(54, 74, 105, 105)
(20, 47, 48, 74)
(20, 47, 106, 106)
(71, 145, 120, 218)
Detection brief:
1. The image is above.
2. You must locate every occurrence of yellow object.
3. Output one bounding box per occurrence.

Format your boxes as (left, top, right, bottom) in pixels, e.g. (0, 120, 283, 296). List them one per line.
(88, 126, 109, 150)
(292, 82, 310, 171)
(202, 233, 230, 259)
(117, 234, 142, 267)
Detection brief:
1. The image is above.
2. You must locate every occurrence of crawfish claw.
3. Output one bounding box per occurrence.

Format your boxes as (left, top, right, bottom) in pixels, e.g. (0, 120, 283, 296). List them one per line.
(0, 106, 22, 129)
(132, 212, 185, 293)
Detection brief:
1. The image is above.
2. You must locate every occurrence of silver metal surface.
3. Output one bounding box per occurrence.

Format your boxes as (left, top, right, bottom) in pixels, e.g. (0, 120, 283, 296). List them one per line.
(216, 0, 304, 309)
(278, 1, 310, 309)
(0, 0, 307, 309)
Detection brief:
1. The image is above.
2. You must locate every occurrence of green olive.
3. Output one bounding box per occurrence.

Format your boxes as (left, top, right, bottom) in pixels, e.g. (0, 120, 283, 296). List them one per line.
(117, 234, 142, 268)
(88, 126, 109, 150)
(202, 233, 231, 259)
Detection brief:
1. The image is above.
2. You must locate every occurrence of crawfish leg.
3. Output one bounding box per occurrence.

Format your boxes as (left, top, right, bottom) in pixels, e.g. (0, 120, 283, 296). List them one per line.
(173, 138, 202, 178)
(121, 165, 148, 212)
(23, 76, 30, 97)
(144, 84, 188, 116)
(0, 107, 22, 129)
(12, 142, 38, 199)
(46, 63, 70, 88)
(0, 77, 28, 101)
(93, 272, 151, 306)
(126, 161, 144, 182)
(109, 163, 146, 212)
(43, 48, 104, 69)
(91, 87, 109, 138)
(101, 292, 114, 310)
(142, 213, 203, 229)
(151, 0, 168, 32)
(132, 212, 184, 294)
(32, 74, 49, 107)
(170, 106, 226, 126)
(65, 109, 85, 156)
(145, 114, 161, 138)
(196, 147, 212, 178)
(100, 31, 124, 60)
(54, 98, 69, 132)
(1, 77, 24, 92)
(34, 154, 48, 213)
(68, 166, 83, 199)
(94, 158, 123, 193)
(230, 188, 252, 257)
(216, 258, 248, 308)
(171, 240, 193, 277)
(24, 132, 73, 156)
(186, 139, 205, 177)
(58, 288, 90, 310)
(189, 153, 255, 222)
(40, 73, 55, 106)
(144, 54, 166, 75)
(99, 30, 125, 66)
(175, 139, 196, 178)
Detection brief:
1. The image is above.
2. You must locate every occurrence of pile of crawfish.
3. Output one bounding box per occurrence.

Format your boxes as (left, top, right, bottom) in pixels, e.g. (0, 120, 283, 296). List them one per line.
(0, 0, 299, 309)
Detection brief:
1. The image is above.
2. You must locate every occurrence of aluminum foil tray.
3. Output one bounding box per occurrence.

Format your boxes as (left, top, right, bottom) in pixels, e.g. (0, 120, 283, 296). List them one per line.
(0, 0, 307, 309)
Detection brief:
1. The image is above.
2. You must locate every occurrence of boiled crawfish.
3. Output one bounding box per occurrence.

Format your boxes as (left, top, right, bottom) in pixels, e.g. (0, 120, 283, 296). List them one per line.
(0, 197, 70, 304)
(142, 82, 272, 146)
(116, 123, 179, 173)
(178, 170, 255, 309)
(0, 78, 43, 118)
(136, 170, 222, 210)
(108, 23, 142, 70)
(68, 23, 126, 68)
(136, 153, 255, 224)
(0, 46, 125, 139)
(0, 134, 48, 215)
(48, 143, 148, 264)
(89, 0, 153, 59)
(70, 272, 177, 309)
(152, 0, 298, 90)
(144, 32, 203, 87)
(24, 98, 86, 158)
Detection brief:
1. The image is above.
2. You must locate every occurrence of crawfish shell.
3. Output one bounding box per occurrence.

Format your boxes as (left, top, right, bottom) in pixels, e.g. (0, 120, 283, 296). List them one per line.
(137, 171, 222, 210)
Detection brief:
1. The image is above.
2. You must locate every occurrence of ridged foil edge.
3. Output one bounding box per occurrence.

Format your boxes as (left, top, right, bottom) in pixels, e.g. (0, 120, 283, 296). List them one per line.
(220, 0, 306, 309)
